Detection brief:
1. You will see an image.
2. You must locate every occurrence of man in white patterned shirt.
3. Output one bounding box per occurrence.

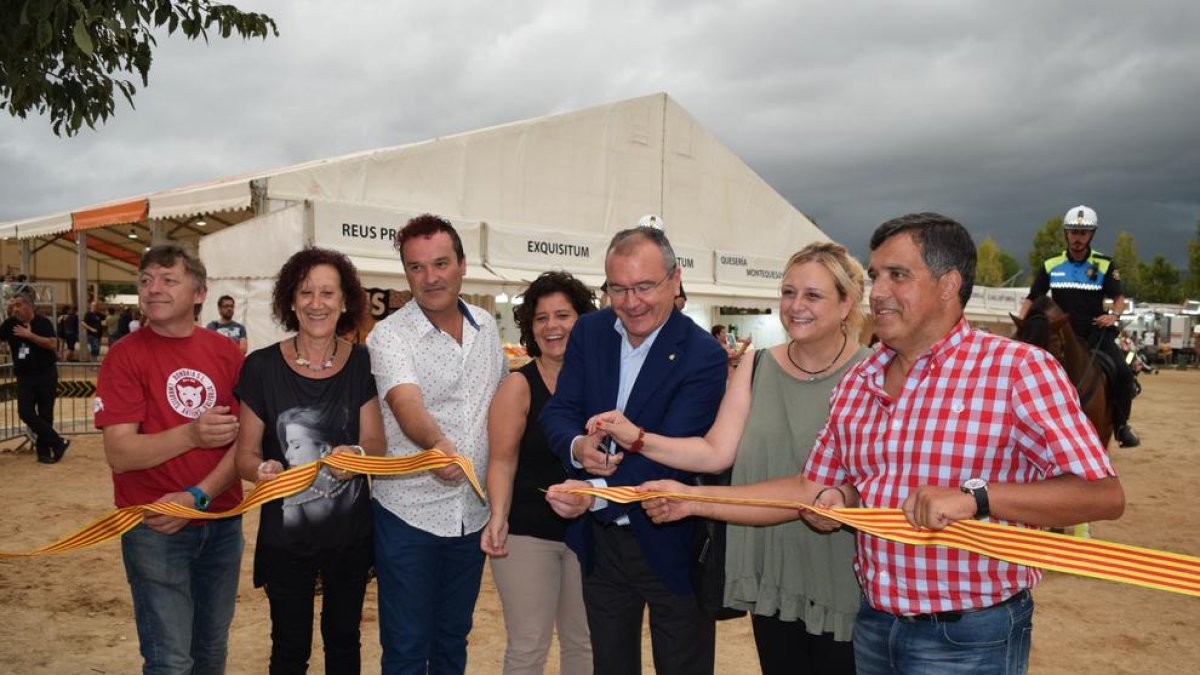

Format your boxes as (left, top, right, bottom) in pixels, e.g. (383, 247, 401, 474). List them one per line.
(367, 214, 507, 675)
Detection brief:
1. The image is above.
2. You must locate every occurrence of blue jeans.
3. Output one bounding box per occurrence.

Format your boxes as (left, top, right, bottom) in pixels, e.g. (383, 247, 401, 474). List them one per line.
(87, 333, 100, 357)
(121, 518, 244, 675)
(853, 591, 1033, 675)
(372, 501, 485, 675)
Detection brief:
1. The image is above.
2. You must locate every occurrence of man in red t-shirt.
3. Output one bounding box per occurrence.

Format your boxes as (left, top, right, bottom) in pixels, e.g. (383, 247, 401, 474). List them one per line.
(95, 244, 244, 674)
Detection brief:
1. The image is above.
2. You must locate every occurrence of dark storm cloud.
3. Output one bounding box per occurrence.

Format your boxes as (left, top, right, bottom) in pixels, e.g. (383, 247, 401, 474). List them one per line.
(2, 1, 1197, 271)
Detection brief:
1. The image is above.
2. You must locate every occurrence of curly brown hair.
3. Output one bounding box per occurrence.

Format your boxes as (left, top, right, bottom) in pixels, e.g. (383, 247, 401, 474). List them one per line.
(394, 213, 465, 263)
(513, 271, 597, 358)
(272, 247, 367, 335)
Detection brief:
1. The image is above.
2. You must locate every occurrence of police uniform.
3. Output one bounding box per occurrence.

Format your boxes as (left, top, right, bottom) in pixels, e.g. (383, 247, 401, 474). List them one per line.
(1027, 248, 1138, 444)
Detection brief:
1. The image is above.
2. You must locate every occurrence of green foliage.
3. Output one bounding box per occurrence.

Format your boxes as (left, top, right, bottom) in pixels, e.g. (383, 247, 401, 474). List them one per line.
(998, 251, 1021, 286)
(1027, 216, 1062, 283)
(1112, 231, 1142, 299)
(1187, 219, 1200, 299)
(0, 0, 278, 136)
(975, 236, 1004, 286)
(1138, 256, 1184, 304)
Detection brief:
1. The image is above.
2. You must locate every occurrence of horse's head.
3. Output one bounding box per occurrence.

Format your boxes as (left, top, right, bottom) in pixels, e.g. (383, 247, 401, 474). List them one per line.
(1013, 297, 1073, 360)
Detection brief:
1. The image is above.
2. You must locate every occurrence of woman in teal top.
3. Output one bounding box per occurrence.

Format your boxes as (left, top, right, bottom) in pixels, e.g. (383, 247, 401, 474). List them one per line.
(591, 241, 867, 674)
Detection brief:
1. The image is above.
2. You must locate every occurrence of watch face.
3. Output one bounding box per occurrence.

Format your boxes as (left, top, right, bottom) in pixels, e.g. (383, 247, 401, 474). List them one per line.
(963, 478, 987, 491)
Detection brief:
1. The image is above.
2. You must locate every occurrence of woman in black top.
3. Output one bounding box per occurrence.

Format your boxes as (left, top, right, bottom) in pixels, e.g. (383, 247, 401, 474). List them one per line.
(234, 247, 384, 675)
(482, 271, 597, 675)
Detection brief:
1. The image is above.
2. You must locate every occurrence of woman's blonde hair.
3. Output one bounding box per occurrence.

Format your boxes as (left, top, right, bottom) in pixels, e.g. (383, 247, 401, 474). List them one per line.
(781, 241, 866, 338)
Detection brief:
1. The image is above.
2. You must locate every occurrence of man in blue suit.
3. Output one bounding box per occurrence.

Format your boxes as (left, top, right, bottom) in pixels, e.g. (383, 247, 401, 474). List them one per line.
(542, 226, 727, 675)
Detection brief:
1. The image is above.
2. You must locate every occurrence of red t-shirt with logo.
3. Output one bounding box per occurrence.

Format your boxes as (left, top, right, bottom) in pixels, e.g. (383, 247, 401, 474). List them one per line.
(95, 326, 244, 513)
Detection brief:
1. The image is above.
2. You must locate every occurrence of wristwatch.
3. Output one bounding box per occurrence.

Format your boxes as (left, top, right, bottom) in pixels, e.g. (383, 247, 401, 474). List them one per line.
(960, 478, 989, 519)
(184, 486, 212, 512)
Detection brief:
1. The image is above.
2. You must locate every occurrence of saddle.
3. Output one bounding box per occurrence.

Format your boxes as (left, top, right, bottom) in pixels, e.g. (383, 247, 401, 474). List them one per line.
(1084, 348, 1122, 409)
(1092, 348, 1117, 385)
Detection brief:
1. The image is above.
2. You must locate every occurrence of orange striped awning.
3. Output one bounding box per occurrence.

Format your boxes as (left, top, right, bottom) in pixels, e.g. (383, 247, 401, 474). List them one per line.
(72, 199, 149, 230)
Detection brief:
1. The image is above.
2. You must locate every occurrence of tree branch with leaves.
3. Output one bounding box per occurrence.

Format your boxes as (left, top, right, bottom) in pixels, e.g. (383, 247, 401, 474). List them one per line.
(0, 0, 278, 136)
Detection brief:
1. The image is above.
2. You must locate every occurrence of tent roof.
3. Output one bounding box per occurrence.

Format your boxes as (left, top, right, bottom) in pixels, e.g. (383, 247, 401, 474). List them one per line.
(2, 93, 827, 283)
(263, 92, 826, 256)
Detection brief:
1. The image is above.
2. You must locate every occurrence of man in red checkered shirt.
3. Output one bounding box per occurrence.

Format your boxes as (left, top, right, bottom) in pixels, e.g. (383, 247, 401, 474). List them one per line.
(641, 213, 1124, 675)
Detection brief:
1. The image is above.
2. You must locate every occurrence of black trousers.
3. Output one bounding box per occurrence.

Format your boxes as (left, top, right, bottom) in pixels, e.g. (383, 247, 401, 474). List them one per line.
(751, 612, 856, 675)
(583, 520, 715, 675)
(1100, 334, 1134, 428)
(1088, 330, 1135, 428)
(262, 536, 373, 675)
(16, 368, 62, 460)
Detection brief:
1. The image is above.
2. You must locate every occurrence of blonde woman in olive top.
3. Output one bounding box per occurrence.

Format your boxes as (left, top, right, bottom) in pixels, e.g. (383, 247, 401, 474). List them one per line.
(590, 242, 867, 674)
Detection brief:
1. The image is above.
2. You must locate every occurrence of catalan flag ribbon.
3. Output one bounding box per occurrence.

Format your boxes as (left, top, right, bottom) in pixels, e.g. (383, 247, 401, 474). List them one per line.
(553, 485, 1200, 599)
(0, 450, 482, 558)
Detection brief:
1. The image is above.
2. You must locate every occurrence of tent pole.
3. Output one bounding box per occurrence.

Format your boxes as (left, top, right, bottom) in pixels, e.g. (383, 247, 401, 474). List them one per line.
(19, 240, 31, 276)
(75, 232, 89, 360)
(251, 178, 268, 216)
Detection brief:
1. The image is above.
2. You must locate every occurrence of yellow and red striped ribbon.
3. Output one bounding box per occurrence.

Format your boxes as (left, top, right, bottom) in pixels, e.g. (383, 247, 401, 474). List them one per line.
(555, 485, 1200, 598)
(0, 450, 481, 558)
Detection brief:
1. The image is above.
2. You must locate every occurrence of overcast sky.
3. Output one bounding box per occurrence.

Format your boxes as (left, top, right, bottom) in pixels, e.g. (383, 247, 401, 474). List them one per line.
(2, 0, 1198, 273)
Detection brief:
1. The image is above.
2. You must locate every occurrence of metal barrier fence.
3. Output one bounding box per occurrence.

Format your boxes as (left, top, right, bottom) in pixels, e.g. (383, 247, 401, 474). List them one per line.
(0, 361, 101, 450)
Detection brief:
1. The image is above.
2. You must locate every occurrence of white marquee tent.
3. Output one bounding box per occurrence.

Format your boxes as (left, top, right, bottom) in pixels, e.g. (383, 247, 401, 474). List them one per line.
(2, 92, 1029, 350)
(187, 92, 830, 349)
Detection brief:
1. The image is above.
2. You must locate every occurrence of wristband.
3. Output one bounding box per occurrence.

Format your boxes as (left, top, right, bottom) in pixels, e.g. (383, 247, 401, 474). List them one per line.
(628, 427, 646, 454)
(812, 486, 843, 507)
(184, 486, 212, 512)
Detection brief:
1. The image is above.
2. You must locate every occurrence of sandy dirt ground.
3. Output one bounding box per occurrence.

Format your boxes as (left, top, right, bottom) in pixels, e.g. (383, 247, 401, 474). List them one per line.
(1, 370, 1197, 674)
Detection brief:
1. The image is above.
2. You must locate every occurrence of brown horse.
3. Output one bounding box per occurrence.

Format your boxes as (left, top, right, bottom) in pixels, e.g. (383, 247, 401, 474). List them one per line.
(1012, 297, 1114, 448)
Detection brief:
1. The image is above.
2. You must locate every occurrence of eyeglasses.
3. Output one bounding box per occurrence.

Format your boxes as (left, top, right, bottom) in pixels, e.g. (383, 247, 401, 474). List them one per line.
(605, 269, 674, 300)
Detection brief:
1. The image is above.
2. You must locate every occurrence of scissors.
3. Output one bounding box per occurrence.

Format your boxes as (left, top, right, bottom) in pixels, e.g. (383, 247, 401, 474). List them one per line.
(603, 435, 618, 468)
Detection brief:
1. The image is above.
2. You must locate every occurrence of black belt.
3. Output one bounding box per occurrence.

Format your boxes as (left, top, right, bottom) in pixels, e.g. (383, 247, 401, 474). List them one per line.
(594, 517, 631, 530)
(898, 589, 1028, 624)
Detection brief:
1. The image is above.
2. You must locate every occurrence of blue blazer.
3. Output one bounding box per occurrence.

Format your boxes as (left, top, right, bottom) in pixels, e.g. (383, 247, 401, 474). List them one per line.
(540, 307, 727, 593)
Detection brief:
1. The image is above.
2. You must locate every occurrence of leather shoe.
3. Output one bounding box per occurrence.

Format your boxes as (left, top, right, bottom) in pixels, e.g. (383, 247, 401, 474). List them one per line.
(37, 454, 54, 464)
(53, 439, 71, 462)
(1117, 425, 1140, 448)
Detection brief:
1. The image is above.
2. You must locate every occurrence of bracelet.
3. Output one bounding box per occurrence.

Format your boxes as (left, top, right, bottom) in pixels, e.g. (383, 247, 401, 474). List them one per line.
(350, 444, 366, 456)
(628, 427, 646, 454)
(813, 486, 844, 506)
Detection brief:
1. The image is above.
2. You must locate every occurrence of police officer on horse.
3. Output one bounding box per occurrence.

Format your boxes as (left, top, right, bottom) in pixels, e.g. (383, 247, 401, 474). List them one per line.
(1020, 205, 1140, 448)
